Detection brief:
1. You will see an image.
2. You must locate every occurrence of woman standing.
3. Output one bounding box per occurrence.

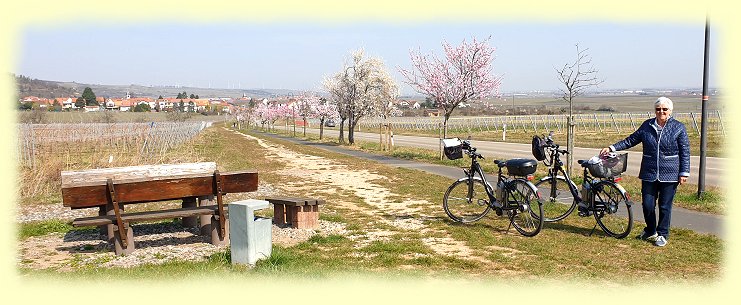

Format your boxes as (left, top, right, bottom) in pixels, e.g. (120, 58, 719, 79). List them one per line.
(600, 97, 690, 247)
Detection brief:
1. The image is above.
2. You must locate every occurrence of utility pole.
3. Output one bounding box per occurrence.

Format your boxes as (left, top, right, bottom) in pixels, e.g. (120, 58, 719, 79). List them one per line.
(698, 17, 710, 198)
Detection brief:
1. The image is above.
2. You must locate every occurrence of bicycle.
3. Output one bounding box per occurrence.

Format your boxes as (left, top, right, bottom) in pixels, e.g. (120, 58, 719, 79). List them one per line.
(441, 138, 544, 237)
(532, 132, 633, 238)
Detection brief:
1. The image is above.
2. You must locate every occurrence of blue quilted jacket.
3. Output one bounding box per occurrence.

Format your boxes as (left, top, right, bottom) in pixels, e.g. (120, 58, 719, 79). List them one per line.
(609, 117, 690, 182)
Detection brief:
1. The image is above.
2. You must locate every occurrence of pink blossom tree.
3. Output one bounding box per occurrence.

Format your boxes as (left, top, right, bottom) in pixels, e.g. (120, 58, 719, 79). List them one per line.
(311, 98, 339, 140)
(294, 93, 321, 137)
(399, 37, 502, 139)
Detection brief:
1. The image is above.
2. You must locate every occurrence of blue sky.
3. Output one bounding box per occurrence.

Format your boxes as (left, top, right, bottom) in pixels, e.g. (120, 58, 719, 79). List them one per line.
(17, 21, 717, 95)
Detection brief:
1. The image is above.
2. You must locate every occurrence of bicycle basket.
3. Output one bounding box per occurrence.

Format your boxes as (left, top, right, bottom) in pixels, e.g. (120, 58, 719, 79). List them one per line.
(586, 153, 628, 178)
(531, 135, 547, 161)
(442, 138, 463, 160)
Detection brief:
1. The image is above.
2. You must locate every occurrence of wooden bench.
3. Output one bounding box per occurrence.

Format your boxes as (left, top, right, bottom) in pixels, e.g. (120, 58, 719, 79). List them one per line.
(266, 197, 323, 229)
(61, 162, 258, 255)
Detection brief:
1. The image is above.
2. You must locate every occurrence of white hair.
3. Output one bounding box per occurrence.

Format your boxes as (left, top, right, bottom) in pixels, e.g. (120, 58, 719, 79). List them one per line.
(655, 96, 673, 111)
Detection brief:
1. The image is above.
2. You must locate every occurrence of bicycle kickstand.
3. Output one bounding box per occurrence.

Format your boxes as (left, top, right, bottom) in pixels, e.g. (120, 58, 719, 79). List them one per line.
(505, 211, 515, 233)
(588, 224, 597, 237)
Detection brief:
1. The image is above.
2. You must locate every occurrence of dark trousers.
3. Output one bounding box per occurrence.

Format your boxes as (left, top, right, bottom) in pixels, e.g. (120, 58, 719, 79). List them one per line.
(641, 180, 679, 239)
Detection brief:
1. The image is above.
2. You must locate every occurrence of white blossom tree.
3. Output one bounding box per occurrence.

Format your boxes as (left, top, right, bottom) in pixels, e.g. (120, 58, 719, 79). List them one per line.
(294, 93, 321, 137)
(399, 37, 501, 139)
(324, 49, 398, 144)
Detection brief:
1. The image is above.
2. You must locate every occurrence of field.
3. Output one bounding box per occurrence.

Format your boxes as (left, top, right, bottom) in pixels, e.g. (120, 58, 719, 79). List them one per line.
(481, 95, 724, 113)
(17, 125, 723, 285)
(18, 110, 231, 124)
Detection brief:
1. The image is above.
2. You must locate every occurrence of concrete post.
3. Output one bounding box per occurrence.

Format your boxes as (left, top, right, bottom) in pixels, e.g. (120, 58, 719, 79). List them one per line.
(182, 197, 198, 228)
(199, 195, 214, 236)
(228, 199, 272, 266)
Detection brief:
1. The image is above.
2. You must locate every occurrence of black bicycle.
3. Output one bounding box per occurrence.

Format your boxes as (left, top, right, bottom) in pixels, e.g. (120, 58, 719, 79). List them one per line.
(532, 132, 633, 238)
(442, 138, 544, 237)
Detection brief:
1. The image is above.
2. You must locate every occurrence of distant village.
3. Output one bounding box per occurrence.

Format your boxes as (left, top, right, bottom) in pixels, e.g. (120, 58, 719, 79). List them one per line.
(18, 92, 427, 114)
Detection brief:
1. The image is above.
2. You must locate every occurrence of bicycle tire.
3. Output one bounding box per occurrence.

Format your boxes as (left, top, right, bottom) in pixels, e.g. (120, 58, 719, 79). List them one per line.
(592, 181, 633, 239)
(505, 179, 543, 237)
(443, 177, 492, 223)
(534, 176, 578, 222)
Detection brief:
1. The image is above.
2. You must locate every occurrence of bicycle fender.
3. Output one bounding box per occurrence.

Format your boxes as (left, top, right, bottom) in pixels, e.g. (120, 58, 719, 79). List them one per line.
(614, 183, 632, 206)
(517, 179, 542, 199)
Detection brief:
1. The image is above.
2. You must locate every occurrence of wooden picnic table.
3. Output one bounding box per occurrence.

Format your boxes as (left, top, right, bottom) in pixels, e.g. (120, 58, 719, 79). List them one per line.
(61, 162, 258, 255)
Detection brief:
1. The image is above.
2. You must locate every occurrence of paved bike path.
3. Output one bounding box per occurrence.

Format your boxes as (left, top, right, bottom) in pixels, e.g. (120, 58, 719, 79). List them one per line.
(253, 131, 724, 238)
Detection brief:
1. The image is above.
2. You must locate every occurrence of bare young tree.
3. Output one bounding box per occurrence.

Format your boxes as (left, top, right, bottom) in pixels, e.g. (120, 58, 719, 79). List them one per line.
(556, 44, 604, 175)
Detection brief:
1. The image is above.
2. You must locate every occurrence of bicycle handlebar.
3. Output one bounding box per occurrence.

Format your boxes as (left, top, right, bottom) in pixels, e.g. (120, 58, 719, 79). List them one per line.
(460, 139, 484, 159)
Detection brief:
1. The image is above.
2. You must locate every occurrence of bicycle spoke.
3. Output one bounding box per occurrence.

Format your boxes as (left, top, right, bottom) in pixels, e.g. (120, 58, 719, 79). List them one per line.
(443, 178, 492, 223)
(593, 181, 633, 238)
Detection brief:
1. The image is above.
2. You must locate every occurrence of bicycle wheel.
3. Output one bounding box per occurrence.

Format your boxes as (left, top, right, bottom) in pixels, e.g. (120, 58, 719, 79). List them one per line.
(592, 181, 633, 239)
(534, 176, 577, 222)
(443, 177, 492, 223)
(505, 179, 543, 237)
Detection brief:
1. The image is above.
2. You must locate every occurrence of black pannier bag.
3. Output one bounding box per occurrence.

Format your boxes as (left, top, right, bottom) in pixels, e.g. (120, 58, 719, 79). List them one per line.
(442, 138, 463, 160)
(532, 135, 547, 161)
(506, 158, 538, 176)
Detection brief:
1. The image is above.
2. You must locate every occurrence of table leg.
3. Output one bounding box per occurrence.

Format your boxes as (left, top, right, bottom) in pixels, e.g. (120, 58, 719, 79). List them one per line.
(106, 204, 134, 255)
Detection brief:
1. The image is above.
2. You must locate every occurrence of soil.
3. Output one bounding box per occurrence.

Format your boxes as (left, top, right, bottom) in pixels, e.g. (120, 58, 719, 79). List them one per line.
(16, 128, 504, 271)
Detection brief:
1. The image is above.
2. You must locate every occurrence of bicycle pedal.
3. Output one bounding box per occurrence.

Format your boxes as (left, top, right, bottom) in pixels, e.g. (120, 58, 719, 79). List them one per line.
(495, 208, 503, 216)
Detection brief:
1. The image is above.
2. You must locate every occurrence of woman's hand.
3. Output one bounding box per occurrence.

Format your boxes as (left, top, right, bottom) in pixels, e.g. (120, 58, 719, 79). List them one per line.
(680, 176, 688, 185)
(599, 147, 611, 156)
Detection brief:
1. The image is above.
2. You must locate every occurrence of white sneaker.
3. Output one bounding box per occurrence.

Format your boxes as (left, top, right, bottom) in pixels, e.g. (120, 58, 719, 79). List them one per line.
(638, 229, 658, 241)
(654, 236, 668, 247)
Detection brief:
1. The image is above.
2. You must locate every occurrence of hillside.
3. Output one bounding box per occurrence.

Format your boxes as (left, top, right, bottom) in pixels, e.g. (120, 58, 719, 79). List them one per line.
(15, 74, 301, 100)
(15, 74, 78, 99)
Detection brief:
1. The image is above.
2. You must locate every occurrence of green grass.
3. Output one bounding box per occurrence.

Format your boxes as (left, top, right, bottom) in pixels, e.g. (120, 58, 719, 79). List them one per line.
(18, 219, 76, 239)
(17, 125, 724, 283)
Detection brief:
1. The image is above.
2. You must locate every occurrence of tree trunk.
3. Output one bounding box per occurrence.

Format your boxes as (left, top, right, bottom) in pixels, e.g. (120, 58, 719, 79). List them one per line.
(348, 113, 355, 144)
(303, 117, 307, 137)
(319, 118, 325, 140)
(339, 118, 346, 144)
(441, 113, 451, 160)
(567, 104, 575, 177)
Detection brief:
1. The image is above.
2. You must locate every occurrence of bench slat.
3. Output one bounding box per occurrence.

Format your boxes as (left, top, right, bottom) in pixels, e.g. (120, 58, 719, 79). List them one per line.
(63, 171, 258, 209)
(61, 162, 218, 188)
(266, 197, 324, 206)
(72, 205, 227, 227)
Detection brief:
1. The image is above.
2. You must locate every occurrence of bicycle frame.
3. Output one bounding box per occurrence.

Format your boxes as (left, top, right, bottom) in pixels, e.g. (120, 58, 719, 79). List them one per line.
(463, 154, 499, 207)
(541, 145, 630, 211)
(462, 153, 527, 211)
(541, 146, 582, 202)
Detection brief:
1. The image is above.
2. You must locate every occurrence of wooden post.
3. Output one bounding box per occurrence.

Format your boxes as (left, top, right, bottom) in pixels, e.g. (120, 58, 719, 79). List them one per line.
(379, 123, 384, 151)
(717, 110, 725, 136)
(610, 113, 619, 133)
(106, 204, 134, 256)
(388, 123, 394, 152)
(690, 112, 701, 135)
